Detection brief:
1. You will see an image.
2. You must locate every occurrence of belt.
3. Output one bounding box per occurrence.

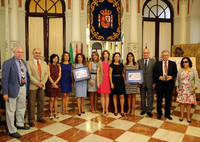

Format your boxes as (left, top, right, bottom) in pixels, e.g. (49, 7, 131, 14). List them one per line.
(91, 72, 97, 74)
(113, 75, 122, 76)
(20, 83, 25, 86)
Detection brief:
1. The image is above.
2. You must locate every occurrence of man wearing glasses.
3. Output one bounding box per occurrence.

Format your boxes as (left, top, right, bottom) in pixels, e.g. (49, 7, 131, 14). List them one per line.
(153, 50, 177, 120)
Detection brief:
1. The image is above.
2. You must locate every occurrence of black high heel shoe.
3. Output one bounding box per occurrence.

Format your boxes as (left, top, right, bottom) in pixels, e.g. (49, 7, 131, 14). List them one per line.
(114, 113, 118, 116)
(121, 113, 125, 116)
(78, 113, 81, 116)
(179, 118, 183, 121)
(187, 119, 191, 123)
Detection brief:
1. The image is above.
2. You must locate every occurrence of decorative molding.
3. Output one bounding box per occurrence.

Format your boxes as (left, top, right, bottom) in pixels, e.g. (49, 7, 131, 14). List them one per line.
(128, 42, 139, 59)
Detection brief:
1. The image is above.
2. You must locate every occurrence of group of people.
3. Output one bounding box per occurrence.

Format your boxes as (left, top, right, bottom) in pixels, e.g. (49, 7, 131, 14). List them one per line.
(1, 46, 199, 138)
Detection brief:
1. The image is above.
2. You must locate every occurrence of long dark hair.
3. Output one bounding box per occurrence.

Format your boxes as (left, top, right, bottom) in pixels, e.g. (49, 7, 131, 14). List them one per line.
(75, 53, 87, 66)
(125, 52, 136, 65)
(61, 52, 71, 63)
(112, 52, 121, 63)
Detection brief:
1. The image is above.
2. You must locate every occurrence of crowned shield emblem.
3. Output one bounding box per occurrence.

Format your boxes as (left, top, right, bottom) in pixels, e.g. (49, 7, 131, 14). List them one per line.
(98, 9, 113, 28)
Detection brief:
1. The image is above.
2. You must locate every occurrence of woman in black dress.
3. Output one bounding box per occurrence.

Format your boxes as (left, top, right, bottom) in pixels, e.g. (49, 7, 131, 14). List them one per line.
(109, 52, 125, 116)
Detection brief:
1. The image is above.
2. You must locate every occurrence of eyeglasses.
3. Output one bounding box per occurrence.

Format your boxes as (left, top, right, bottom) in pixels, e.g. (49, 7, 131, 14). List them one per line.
(183, 61, 189, 63)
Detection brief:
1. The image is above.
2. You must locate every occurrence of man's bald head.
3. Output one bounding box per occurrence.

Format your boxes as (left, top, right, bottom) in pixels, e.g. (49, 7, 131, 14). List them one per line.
(143, 48, 150, 59)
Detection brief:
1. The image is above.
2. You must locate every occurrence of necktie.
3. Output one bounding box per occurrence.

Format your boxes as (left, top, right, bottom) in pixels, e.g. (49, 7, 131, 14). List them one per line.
(19, 61, 25, 85)
(37, 60, 42, 78)
(145, 59, 147, 70)
(164, 61, 168, 74)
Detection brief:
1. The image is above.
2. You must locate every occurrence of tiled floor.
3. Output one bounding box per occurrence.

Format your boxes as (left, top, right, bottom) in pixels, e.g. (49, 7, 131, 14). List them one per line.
(1, 92, 200, 142)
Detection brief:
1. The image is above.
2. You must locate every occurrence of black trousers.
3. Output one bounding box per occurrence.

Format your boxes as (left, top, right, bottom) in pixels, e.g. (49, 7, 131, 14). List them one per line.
(157, 83, 172, 116)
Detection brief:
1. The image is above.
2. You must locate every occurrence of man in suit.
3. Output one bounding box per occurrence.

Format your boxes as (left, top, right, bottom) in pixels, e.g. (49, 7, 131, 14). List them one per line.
(27, 48, 48, 127)
(154, 50, 177, 120)
(1, 46, 30, 138)
(137, 48, 156, 117)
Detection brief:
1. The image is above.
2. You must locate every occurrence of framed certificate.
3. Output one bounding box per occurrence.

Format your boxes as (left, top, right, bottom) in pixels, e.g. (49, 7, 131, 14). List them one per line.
(72, 67, 90, 82)
(126, 70, 143, 83)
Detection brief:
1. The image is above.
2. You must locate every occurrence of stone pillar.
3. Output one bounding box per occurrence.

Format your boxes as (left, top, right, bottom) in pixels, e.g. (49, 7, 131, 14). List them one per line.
(10, 0, 19, 51)
(5, 0, 11, 59)
(128, 0, 139, 60)
(179, 0, 187, 44)
(71, 0, 81, 53)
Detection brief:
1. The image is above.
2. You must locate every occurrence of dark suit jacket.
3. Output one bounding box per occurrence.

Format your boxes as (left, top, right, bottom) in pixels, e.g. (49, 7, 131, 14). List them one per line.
(137, 58, 156, 88)
(153, 60, 177, 91)
(1, 57, 30, 98)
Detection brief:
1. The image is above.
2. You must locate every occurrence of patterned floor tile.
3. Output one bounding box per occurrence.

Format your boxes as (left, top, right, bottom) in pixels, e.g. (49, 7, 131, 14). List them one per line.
(152, 128, 184, 142)
(185, 126, 200, 138)
(40, 123, 72, 135)
(56, 128, 90, 142)
(18, 130, 53, 142)
(128, 123, 158, 137)
(107, 119, 136, 130)
(79, 134, 113, 142)
(138, 117, 164, 128)
(60, 116, 86, 126)
(75, 121, 104, 133)
(93, 126, 126, 140)
(116, 131, 150, 142)
(182, 134, 200, 142)
(90, 115, 116, 125)
(159, 121, 188, 133)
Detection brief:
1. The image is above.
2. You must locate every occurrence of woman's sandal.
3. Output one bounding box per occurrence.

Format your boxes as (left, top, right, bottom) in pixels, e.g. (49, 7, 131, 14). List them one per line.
(49, 113, 54, 120)
(54, 112, 59, 119)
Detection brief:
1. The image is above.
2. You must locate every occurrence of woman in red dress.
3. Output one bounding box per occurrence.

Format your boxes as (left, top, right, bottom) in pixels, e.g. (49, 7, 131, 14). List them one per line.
(46, 54, 61, 120)
(97, 50, 111, 115)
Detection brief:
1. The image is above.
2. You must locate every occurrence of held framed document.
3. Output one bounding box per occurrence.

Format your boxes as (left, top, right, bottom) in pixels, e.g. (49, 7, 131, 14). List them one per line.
(126, 70, 143, 83)
(72, 67, 90, 82)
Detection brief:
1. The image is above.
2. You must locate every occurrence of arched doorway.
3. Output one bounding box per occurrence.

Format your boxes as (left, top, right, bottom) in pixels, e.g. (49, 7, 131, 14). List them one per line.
(142, 0, 174, 60)
(25, 0, 66, 62)
(92, 42, 102, 57)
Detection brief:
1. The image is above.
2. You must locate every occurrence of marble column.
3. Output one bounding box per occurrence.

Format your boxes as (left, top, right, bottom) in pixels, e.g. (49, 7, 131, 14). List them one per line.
(71, 0, 81, 53)
(5, 0, 11, 59)
(128, 0, 139, 60)
(179, 0, 187, 44)
(10, 0, 19, 52)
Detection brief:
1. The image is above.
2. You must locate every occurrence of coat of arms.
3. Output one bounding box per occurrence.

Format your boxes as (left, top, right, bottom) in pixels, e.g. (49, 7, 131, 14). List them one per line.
(98, 9, 113, 28)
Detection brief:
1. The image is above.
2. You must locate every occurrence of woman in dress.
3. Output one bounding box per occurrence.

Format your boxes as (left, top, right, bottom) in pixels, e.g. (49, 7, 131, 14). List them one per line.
(46, 54, 61, 120)
(73, 53, 88, 116)
(176, 57, 199, 123)
(97, 50, 111, 115)
(60, 52, 72, 115)
(88, 51, 99, 113)
(110, 52, 125, 116)
(123, 52, 139, 116)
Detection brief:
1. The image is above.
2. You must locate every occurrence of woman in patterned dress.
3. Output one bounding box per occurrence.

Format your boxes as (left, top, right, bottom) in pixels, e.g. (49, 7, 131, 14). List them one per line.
(73, 53, 88, 116)
(46, 54, 61, 120)
(60, 52, 73, 115)
(123, 52, 139, 116)
(176, 57, 199, 123)
(97, 50, 111, 115)
(88, 51, 99, 113)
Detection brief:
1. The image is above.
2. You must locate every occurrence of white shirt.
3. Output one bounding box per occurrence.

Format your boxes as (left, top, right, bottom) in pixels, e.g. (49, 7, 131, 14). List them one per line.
(143, 58, 149, 67)
(162, 60, 168, 76)
(33, 58, 41, 65)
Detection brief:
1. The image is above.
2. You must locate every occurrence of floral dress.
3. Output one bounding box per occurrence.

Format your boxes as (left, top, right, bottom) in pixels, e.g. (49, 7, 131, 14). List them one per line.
(176, 71, 196, 104)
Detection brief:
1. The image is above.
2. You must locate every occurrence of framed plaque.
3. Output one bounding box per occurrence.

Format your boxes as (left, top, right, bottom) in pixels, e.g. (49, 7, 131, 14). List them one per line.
(72, 67, 90, 82)
(126, 70, 143, 83)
